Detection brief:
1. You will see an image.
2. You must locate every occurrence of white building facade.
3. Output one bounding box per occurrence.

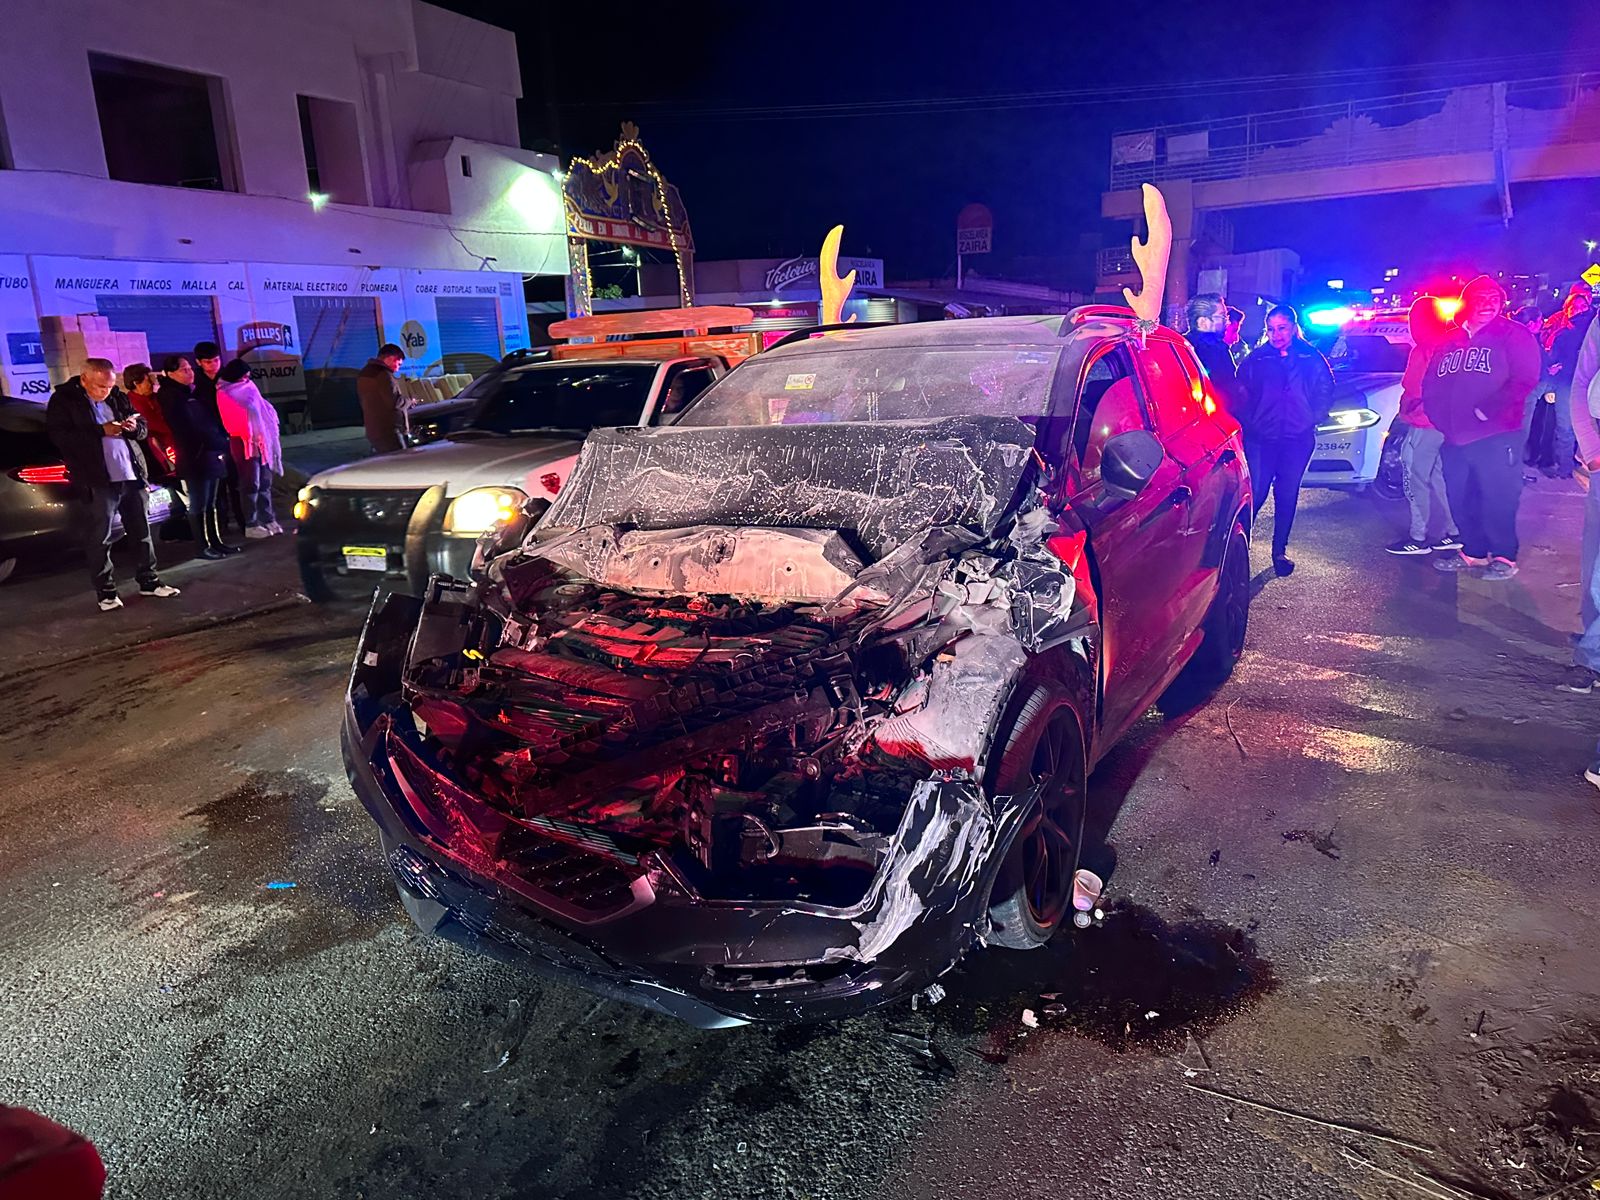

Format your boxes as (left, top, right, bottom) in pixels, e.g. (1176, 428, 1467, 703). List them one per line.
(0, 0, 566, 416)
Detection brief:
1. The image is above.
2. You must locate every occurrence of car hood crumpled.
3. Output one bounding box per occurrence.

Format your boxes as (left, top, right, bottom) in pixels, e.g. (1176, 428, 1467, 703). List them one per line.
(539, 415, 1038, 561)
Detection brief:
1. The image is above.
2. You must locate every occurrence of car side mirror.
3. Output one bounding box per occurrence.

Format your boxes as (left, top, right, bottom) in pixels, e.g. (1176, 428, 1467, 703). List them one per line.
(1101, 429, 1164, 499)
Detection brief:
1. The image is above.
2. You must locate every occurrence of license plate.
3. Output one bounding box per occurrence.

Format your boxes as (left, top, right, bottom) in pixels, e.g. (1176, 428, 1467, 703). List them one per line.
(1316, 441, 1345, 453)
(146, 486, 172, 523)
(342, 545, 389, 572)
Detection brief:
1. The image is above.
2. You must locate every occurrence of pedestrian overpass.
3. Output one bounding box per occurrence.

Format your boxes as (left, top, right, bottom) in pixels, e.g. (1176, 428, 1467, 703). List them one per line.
(1100, 75, 1600, 307)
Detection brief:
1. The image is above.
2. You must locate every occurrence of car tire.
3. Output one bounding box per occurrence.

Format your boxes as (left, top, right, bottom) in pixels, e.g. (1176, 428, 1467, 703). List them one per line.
(984, 686, 1086, 951)
(1164, 522, 1250, 701)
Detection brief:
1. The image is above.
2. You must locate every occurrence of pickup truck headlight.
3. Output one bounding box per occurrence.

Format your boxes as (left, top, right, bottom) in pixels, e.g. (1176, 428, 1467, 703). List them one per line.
(1317, 407, 1381, 433)
(442, 486, 526, 535)
(293, 484, 318, 522)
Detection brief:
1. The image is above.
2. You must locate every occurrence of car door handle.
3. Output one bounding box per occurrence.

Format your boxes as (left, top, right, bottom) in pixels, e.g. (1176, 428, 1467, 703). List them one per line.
(1218, 448, 1237, 465)
(1165, 485, 1193, 507)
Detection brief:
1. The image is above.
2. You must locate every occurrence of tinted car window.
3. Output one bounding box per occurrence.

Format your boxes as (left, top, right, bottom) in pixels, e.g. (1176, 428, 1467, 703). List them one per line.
(1330, 334, 1409, 373)
(1073, 348, 1150, 485)
(0, 401, 58, 468)
(678, 345, 1062, 427)
(655, 366, 716, 423)
(464, 364, 656, 435)
(1141, 342, 1204, 432)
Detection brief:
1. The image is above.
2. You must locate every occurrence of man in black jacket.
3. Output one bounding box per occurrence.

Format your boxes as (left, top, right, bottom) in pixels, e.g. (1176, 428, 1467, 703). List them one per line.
(45, 358, 181, 611)
(1184, 292, 1245, 414)
(158, 354, 240, 559)
(1237, 304, 1336, 576)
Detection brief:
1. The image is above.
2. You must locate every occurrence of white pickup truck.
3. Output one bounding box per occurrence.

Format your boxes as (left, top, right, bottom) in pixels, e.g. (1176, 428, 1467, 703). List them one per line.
(293, 350, 729, 600)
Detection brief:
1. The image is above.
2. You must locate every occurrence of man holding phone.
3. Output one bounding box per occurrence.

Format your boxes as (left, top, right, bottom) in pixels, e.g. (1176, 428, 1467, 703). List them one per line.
(45, 357, 180, 611)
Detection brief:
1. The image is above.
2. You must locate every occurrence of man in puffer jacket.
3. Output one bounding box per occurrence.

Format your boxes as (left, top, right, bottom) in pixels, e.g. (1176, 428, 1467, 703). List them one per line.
(1237, 303, 1335, 577)
(1422, 275, 1543, 580)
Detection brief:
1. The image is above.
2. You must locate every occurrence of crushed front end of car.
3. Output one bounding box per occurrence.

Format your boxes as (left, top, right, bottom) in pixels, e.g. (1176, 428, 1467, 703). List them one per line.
(343, 415, 1097, 1025)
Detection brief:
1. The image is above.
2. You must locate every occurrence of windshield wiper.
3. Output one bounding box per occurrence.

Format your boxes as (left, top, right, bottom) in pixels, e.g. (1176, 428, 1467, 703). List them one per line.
(504, 427, 595, 439)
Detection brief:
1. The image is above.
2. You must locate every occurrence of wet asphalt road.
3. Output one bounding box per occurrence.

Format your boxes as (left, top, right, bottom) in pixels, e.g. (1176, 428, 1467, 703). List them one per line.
(4, 481, 1600, 1200)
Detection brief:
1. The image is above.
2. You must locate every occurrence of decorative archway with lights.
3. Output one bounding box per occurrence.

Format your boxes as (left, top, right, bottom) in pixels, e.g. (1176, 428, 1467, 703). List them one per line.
(561, 124, 694, 317)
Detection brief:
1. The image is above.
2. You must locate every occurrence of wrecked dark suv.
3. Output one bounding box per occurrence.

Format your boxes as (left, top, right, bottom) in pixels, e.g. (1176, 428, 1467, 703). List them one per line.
(342, 310, 1253, 1027)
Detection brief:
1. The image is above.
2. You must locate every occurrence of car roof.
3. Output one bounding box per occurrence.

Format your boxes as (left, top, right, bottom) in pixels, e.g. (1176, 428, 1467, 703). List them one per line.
(759, 315, 1070, 360)
(508, 357, 675, 376)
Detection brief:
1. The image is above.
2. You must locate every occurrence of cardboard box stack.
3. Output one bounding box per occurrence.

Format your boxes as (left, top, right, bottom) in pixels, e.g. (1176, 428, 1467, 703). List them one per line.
(40, 315, 150, 386)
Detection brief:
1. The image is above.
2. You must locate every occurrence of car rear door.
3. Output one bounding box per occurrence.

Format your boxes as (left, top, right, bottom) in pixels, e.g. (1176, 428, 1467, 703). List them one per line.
(1135, 338, 1236, 639)
(1059, 343, 1195, 742)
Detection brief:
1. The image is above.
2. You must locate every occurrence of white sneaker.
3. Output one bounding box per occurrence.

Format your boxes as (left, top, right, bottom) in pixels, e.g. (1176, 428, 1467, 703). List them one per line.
(1586, 764, 1600, 792)
(98, 594, 123, 612)
(140, 583, 181, 598)
(245, 525, 273, 539)
(267, 522, 284, 535)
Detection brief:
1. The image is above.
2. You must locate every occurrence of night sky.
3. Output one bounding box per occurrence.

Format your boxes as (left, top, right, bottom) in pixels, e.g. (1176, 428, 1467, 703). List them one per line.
(447, 0, 1600, 296)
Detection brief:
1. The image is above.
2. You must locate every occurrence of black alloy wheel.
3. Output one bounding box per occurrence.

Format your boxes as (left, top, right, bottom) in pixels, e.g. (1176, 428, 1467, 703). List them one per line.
(987, 696, 1085, 950)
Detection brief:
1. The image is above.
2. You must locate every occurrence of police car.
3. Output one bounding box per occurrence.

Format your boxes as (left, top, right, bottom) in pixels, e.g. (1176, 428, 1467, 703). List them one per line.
(1304, 310, 1413, 500)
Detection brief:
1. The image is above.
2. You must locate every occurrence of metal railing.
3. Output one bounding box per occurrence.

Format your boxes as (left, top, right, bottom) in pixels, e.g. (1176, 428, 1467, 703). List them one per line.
(1109, 74, 1600, 189)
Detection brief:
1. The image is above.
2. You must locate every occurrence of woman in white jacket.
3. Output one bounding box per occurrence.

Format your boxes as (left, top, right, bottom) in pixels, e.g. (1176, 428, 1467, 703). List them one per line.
(215, 359, 284, 537)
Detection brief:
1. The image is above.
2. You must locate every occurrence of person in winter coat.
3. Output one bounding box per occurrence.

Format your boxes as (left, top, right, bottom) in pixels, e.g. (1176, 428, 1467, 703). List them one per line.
(123, 361, 191, 539)
(1184, 292, 1246, 414)
(157, 354, 240, 559)
(215, 359, 283, 538)
(193, 339, 247, 535)
(1236, 304, 1335, 576)
(1384, 297, 1461, 556)
(358, 343, 409, 454)
(1422, 275, 1543, 579)
(1540, 289, 1595, 478)
(1560, 315, 1600, 694)
(43, 358, 180, 611)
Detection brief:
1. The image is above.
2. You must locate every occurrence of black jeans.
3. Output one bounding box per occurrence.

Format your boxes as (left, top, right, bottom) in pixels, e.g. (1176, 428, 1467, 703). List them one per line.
(1440, 432, 1524, 561)
(82, 480, 158, 598)
(185, 475, 221, 547)
(1244, 429, 1316, 556)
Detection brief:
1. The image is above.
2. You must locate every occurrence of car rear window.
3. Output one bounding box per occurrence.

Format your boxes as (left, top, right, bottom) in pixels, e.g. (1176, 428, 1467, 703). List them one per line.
(465, 363, 658, 436)
(677, 345, 1063, 428)
(0, 402, 57, 469)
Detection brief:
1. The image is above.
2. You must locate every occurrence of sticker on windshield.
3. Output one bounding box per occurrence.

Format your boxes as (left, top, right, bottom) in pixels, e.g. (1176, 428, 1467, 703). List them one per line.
(784, 373, 817, 391)
(766, 396, 791, 423)
(1014, 351, 1052, 364)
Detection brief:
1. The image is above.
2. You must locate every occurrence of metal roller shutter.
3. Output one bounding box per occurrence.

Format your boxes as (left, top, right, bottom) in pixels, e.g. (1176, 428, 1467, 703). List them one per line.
(95, 294, 221, 364)
(436, 296, 502, 375)
(293, 296, 381, 426)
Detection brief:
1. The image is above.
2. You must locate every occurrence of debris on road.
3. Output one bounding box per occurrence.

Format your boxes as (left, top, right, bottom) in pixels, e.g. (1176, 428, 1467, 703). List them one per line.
(1185, 1080, 1434, 1154)
(1021, 1009, 1039, 1029)
(265, 881, 296, 890)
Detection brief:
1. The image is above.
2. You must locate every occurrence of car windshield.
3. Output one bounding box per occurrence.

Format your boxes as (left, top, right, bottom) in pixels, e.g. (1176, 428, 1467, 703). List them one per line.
(677, 344, 1063, 427)
(462, 363, 657, 436)
(1330, 334, 1410, 374)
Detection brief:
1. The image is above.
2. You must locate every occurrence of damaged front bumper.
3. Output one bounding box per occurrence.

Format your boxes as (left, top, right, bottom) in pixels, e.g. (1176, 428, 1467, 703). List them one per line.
(342, 596, 1027, 1027)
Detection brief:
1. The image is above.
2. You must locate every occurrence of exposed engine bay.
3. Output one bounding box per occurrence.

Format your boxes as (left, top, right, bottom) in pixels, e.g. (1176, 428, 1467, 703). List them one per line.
(386, 415, 1096, 917)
